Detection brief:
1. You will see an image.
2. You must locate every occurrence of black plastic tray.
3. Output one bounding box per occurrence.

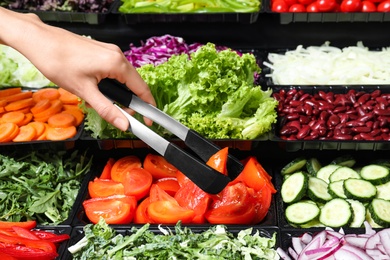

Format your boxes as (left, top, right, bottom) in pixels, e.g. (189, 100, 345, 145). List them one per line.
(112, 0, 260, 24)
(63, 225, 279, 260)
(269, 85, 390, 151)
(72, 148, 278, 227)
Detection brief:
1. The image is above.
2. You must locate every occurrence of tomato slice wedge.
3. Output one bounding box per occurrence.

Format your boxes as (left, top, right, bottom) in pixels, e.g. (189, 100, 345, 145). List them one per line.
(88, 178, 125, 198)
(110, 155, 142, 183)
(149, 183, 177, 203)
(205, 182, 256, 224)
(147, 200, 195, 224)
(122, 168, 153, 201)
(250, 186, 273, 224)
(143, 153, 178, 179)
(100, 158, 116, 179)
(83, 195, 137, 224)
(206, 147, 229, 175)
(134, 197, 153, 224)
(155, 177, 180, 196)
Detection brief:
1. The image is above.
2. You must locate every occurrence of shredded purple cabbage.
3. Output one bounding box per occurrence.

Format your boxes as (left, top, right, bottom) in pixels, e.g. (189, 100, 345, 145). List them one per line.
(124, 34, 229, 68)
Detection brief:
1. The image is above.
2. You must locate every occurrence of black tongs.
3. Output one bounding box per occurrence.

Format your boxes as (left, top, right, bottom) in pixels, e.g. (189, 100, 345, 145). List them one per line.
(98, 78, 244, 194)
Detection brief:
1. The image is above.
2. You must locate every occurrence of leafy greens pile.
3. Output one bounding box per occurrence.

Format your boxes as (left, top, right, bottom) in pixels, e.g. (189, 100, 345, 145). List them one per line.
(83, 42, 278, 140)
(0, 149, 92, 225)
(69, 218, 279, 259)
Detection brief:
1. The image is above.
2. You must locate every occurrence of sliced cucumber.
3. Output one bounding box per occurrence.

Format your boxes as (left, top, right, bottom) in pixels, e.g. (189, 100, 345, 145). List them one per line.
(306, 158, 322, 176)
(347, 199, 366, 228)
(281, 171, 308, 204)
(344, 178, 377, 202)
(330, 155, 356, 168)
(360, 164, 390, 185)
(319, 198, 352, 228)
(368, 198, 390, 228)
(328, 180, 346, 198)
(281, 157, 307, 175)
(307, 176, 332, 203)
(300, 219, 324, 228)
(316, 164, 341, 183)
(285, 200, 320, 225)
(329, 166, 360, 183)
(366, 208, 383, 228)
(376, 181, 390, 200)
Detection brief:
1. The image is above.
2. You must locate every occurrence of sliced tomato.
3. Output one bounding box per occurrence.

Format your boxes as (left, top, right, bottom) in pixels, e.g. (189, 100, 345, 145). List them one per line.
(155, 177, 180, 196)
(134, 197, 153, 224)
(100, 158, 116, 179)
(122, 168, 153, 201)
(234, 157, 276, 193)
(88, 178, 125, 198)
(143, 154, 178, 180)
(174, 180, 211, 224)
(205, 182, 256, 224)
(206, 147, 229, 175)
(110, 155, 142, 183)
(176, 170, 191, 187)
(249, 186, 273, 224)
(83, 195, 137, 224)
(147, 200, 195, 224)
(149, 184, 177, 203)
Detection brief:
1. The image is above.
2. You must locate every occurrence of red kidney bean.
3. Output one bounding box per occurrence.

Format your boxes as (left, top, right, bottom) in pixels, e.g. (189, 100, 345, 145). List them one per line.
(304, 100, 317, 107)
(304, 104, 313, 116)
(320, 111, 330, 121)
(356, 107, 366, 117)
(288, 120, 301, 130)
(335, 123, 346, 130)
(376, 97, 388, 107)
(346, 120, 365, 127)
(375, 135, 383, 141)
(318, 128, 327, 137)
(373, 121, 380, 129)
(328, 114, 340, 126)
(358, 113, 374, 122)
(285, 136, 297, 140)
(296, 125, 311, 139)
(333, 134, 353, 140)
(340, 128, 352, 135)
(287, 89, 297, 96)
(298, 93, 309, 101)
(339, 114, 349, 124)
(371, 89, 381, 98)
(289, 100, 301, 107)
(345, 109, 358, 115)
(333, 106, 347, 114)
(374, 108, 390, 116)
(318, 104, 334, 111)
(381, 133, 390, 140)
(359, 133, 375, 141)
(280, 125, 299, 136)
(358, 93, 371, 105)
(299, 116, 311, 124)
(312, 108, 320, 116)
(366, 121, 374, 129)
(347, 93, 356, 104)
(351, 126, 371, 133)
(378, 117, 388, 127)
(318, 91, 327, 100)
(312, 120, 325, 131)
(353, 134, 363, 140)
(286, 113, 300, 120)
(318, 100, 328, 107)
(371, 129, 381, 137)
(349, 114, 359, 120)
(308, 120, 317, 128)
(381, 128, 389, 133)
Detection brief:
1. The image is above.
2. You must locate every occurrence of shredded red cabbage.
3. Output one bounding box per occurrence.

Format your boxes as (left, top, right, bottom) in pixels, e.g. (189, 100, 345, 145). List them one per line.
(124, 34, 228, 68)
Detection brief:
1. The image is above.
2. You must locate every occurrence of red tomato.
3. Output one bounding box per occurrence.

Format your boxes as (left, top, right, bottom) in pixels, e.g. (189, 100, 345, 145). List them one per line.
(378, 0, 390, 11)
(155, 177, 180, 196)
(205, 182, 256, 224)
(88, 178, 124, 198)
(134, 197, 154, 224)
(306, 2, 320, 11)
(99, 158, 115, 179)
(298, 0, 315, 6)
(147, 200, 195, 224)
(143, 154, 178, 179)
(285, 0, 298, 6)
(289, 3, 307, 11)
(174, 180, 212, 224)
(83, 195, 137, 224)
(122, 168, 153, 201)
(317, 0, 337, 11)
(361, 0, 377, 10)
(206, 147, 228, 175)
(149, 183, 177, 203)
(176, 170, 190, 187)
(340, 0, 362, 11)
(110, 155, 142, 183)
(272, 0, 289, 12)
(250, 186, 273, 224)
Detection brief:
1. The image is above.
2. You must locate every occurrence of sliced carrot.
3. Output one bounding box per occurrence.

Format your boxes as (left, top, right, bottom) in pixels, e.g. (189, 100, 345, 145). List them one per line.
(12, 124, 36, 142)
(46, 126, 77, 141)
(35, 123, 49, 140)
(18, 112, 33, 126)
(32, 88, 60, 103)
(0, 100, 7, 107)
(13, 107, 32, 114)
(61, 109, 84, 126)
(33, 100, 63, 122)
(58, 88, 80, 105)
(0, 107, 5, 114)
(2, 91, 33, 103)
(30, 99, 51, 115)
(5, 98, 34, 112)
(0, 88, 22, 98)
(48, 113, 76, 128)
(28, 121, 46, 137)
(1, 111, 25, 125)
(0, 122, 18, 142)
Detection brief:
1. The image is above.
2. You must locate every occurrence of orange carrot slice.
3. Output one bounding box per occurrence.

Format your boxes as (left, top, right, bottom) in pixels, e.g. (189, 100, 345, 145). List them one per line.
(18, 113, 33, 126)
(58, 88, 80, 105)
(0, 88, 22, 98)
(48, 113, 76, 128)
(2, 91, 33, 103)
(28, 121, 46, 137)
(12, 124, 36, 142)
(0, 100, 7, 107)
(35, 123, 49, 140)
(33, 100, 63, 122)
(32, 88, 60, 103)
(46, 126, 77, 141)
(1, 111, 25, 125)
(0, 122, 18, 142)
(5, 98, 34, 112)
(61, 109, 84, 127)
(30, 99, 51, 115)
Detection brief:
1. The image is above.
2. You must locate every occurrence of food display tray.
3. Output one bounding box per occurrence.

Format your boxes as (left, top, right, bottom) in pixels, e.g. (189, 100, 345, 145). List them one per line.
(71, 148, 278, 227)
(269, 85, 390, 152)
(112, 0, 260, 24)
(62, 225, 279, 260)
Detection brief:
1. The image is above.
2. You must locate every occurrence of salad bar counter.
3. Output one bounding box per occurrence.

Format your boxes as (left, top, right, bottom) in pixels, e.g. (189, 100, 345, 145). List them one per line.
(1, 1, 390, 259)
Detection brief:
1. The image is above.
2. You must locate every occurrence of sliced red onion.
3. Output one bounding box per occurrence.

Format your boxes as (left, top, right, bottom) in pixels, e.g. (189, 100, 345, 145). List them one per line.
(301, 233, 312, 244)
(288, 247, 298, 260)
(378, 229, 390, 256)
(277, 247, 292, 260)
(343, 235, 369, 249)
(365, 233, 381, 250)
